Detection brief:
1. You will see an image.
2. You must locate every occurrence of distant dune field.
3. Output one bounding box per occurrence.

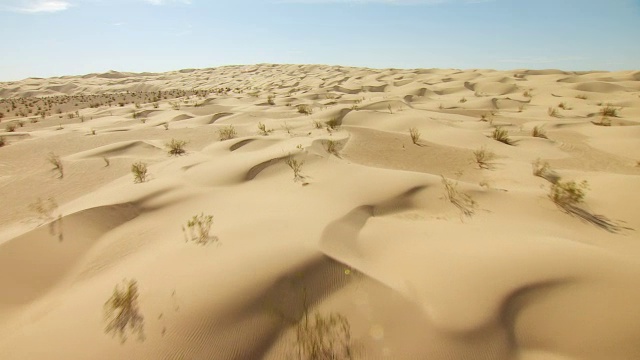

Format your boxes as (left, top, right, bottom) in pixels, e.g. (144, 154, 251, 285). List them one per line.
(0, 64, 639, 360)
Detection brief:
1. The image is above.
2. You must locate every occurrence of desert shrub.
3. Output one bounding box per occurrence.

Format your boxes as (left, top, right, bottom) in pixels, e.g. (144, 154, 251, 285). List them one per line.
(492, 127, 515, 145)
(575, 94, 587, 100)
(0, 136, 5, 147)
(593, 116, 612, 126)
(257, 122, 272, 136)
(131, 162, 148, 183)
(532, 158, 551, 177)
(548, 107, 559, 117)
(297, 104, 312, 115)
(5, 123, 16, 132)
(47, 152, 64, 179)
(163, 122, 169, 130)
(459, 97, 467, 103)
(182, 213, 215, 245)
(558, 102, 571, 110)
(325, 118, 340, 130)
(473, 146, 496, 169)
(523, 90, 532, 97)
(441, 175, 477, 217)
(324, 140, 339, 156)
(599, 104, 619, 117)
(312, 119, 323, 129)
(218, 125, 237, 141)
(169, 102, 181, 110)
(409, 127, 421, 145)
(267, 95, 275, 105)
(296, 311, 352, 360)
(532, 126, 548, 139)
(104, 279, 145, 343)
(152, 102, 159, 109)
(550, 180, 589, 207)
(285, 156, 305, 182)
(166, 139, 187, 156)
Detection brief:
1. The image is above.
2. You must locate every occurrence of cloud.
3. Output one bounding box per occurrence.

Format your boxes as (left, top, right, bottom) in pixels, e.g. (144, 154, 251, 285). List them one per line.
(0, 0, 72, 12)
(142, 0, 192, 5)
(274, 0, 490, 4)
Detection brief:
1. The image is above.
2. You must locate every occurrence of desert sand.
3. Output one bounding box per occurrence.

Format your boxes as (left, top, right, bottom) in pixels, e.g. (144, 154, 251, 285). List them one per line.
(0, 64, 639, 359)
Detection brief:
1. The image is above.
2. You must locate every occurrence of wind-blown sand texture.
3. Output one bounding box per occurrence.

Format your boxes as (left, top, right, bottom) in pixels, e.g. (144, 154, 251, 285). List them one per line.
(1, 64, 639, 360)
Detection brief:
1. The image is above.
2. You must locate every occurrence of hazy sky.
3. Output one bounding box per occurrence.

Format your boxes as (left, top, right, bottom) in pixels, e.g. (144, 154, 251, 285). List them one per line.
(0, 0, 638, 81)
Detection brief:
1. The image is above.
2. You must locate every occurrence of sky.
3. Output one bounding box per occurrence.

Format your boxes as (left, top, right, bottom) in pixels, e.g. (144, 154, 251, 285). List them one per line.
(0, 0, 638, 81)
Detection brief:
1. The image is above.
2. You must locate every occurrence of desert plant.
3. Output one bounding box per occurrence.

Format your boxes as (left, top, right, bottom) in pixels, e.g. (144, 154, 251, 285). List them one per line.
(388, 104, 393, 114)
(169, 102, 181, 110)
(297, 104, 312, 115)
(459, 97, 467, 103)
(441, 175, 477, 217)
(295, 311, 352, 360)
(518, 104, 525, 112)
(324, 140, 339, 156)
(28, 197, 58, 223)
(492, 127, 515, 145)
(182, 213, 215, 245)
(285, 156, 305, 182)
(550, 180, 589, 207)
(532, 126, 548, 139)
(409, 127, 421, 145)
(325, 118, 340, 130)
(163, 122, 169, 130)
(257, 122, 272, 136)
(0, 136, 5, 147)
(523, 90, 532, 98)
(103, 157, 110, 167)
(152, 102, 159, 109)
(548, 107, 559, 117)
(131, 162, 148, 183)
(558, 102, 571, 110)
(599, 104, 619, 117)
(267, 94, 275, 105)
(166, 139, 187, 156)
(312, 119, 323, 129)
(575, 94, 588, 100)
(593, 116, 612, 126)
(5, 123, 16, 132)
(473, 146, 496, 169)
(104, 279, 145, 343)
(218, 125, 237, 141)
(532, 158, 551, 177)
(47, 153, 64, 179)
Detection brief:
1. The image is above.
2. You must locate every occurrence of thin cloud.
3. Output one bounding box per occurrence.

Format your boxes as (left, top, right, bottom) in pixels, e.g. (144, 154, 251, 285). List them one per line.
(142, 0, 192, 5)
(0, 0, 72, 13)
(273, 0, 491, 4)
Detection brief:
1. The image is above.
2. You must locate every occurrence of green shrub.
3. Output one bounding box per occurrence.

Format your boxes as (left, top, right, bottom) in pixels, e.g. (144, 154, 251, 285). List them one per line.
(532, 126, 548, 139)
(492, 127, 515, 145)
(550, 180, 589, 207)
(104, 279, 145, 343)
(182, 213, 215, 245)
(131, 162, 148, 183)
(217, 125, 237, 141)
(166, 139, 187, 156)
(409, 127, 421, 145)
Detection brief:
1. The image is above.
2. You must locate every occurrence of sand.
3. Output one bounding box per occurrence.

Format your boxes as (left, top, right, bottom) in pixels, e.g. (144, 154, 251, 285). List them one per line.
(0, 64, 639, 359)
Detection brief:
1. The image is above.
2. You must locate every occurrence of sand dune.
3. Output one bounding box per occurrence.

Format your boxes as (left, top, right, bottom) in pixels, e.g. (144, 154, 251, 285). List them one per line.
(0, 64, 639, 359)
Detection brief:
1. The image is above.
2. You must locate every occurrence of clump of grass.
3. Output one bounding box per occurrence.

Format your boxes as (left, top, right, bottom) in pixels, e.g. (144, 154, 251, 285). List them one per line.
(324, 140, 339, 156)
(593, 116, 612, 126)
(295, 311, 352, 360)
(163, 122, 169, 130)
(550, 180, 589, 207)
(523, 90, 532, 98)
(170, 102, 181, 110)
(297, 104, 312, 115)
(257, 122, 273, 136)
(325, 118, 340, 130)
(548, 107, 560, 117)
(409, 127, 421, 145)
(104, 279, 145, 343)
(532, 125, 548, 139)
(492, 127, 515, 145)
(459, 97, 467, 103)
(575, 94, 588, 100)
(312, 119, 323, 129)
(599, 104, 619, 117)
(182, 213, 215, 245)
(29, 197, 58, 223)
(131, 162, 148, 183)
(5, 123, 16, 132)
(285, 156, 305, 182)
(218, 125, 237, 141)
(166, 139, 187, 156)
(558, 102, 571, 110)
(441, 175, 477, 217)
(47, 152, 64, 179)
(267, 94, 275, 105)
(473, 146, 496, 169)
(532, 158, 551, 177)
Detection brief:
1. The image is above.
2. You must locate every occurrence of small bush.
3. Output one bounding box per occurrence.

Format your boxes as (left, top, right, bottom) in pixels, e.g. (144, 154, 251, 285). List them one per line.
(532, 126, 548, 139)
(5, 123, 16, 132)
(166, 139, 187, 156)
(297, 104, 312, 115)
(267, 95, 275, 105)
(599, 104, 619, 117)
(550, 180, 589, 207)
(182, 213, 215, 245)
(218, 125, 237, 141)
(325, 118, 340, 130)
(285, 156, 305, 182)
(575, 94, 587, 100)
(152, 102, 159, 109)
(548, 107, 559, 117)
(131, 162, 148, 183)
(324, 140, 339, 156)
(523, 90, 532, 97)
(593, 116, 612, 126)
(473, 146, 496, 169)
(441, 176, 477, 217)
(558, 102, 571, 110)
(459, 97, 467, 103)
(257, 122, 272, 136)
(47, 153, 64, 179)
(532, 158, 550, 177)
(492, 127, 515, 145)
(409, 127, 421, 145)
(312, 119, 323, 129)
(295, 312, 352, 360)
(104, 279, 145, 343)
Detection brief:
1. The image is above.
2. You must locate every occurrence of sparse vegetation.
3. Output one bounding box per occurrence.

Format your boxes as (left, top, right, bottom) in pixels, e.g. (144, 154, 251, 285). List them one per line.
(267, 94, 276, 105)
(523, 90, 532, 98)
(409, 127, 421, 145)
(295, 311, 352, 360)
(218, 125, 237, 141)
(182, 213, 215, 245)
(325, 118, 340, 130)
(599, 104, 619, 117)
(324, 140, 339, 156)
(575, 94, 588, 100)
(532, 125, 548, 139)
(441, 175, 477, 217)
(131, 162, 148, 183)
(0, 136, 5, 147)
(47, 152, 64, 179)
(5, 123, 16, 132)
(548, 107, 559, 117)
(532, 158, 551, 177)
(593, 116, 612, 126)
(285, 156, 305, 182)
(166, 139, 187, 156)
(492, 127, 515, 145)
(550, 180, 589, 207)
(103, 157, 110, 167)
(558, 102, 571, 110)
(297, 104, 312, 115)
(459, 97, 467, 103)
(257, 122, 273, 136)
(104, 279, 145, 343)
(473, 146, 496, 169)
(312, 119, 323, 129)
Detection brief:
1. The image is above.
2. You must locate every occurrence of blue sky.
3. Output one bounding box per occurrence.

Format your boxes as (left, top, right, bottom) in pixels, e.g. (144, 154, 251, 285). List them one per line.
(0, 0, 638, 81)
